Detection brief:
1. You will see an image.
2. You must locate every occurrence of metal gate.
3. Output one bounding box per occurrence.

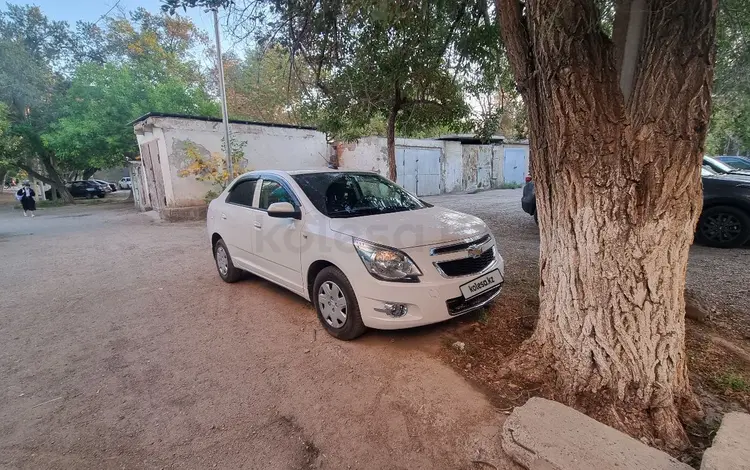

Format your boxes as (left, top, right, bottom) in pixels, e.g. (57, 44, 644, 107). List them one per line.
(476, 147, 493, 188)
(503, 148, 527, 185)
(396, 147, 442, 196)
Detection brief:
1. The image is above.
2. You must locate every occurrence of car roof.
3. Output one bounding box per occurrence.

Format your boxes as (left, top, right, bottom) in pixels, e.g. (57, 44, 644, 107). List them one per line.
(237, 169, 379, 178)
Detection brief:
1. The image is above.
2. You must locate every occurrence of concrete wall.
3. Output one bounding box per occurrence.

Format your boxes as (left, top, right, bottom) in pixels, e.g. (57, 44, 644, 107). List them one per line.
(442, 141, 463, 193)
(134, 116, 330, 208)
(336, 137, 389, 175)
(335, 136, 529, 194)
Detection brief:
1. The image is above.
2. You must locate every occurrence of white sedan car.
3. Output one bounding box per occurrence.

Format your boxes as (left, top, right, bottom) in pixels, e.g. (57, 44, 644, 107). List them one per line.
(207, 170, 505, 340)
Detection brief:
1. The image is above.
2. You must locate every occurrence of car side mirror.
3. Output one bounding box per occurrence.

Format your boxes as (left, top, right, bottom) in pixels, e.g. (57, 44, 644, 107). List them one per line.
(267, 202, 301, 219)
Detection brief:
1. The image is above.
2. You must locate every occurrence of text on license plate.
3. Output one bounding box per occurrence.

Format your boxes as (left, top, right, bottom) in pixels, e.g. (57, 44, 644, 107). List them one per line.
(460, 269, 502, 299)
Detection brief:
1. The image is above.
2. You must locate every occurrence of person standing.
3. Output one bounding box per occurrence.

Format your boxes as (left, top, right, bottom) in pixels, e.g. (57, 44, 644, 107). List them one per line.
(16, 181, 36, 217)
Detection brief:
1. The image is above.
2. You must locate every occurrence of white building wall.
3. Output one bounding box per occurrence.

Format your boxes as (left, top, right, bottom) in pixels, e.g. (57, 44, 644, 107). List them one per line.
(135, 116, 330, 207)
(336, 137, 389, 175)
(442, 141, 463, 193)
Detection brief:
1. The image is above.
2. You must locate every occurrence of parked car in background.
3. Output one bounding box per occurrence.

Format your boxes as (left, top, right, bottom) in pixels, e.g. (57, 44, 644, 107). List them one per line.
(68, 180, 106, 199)
(521, 167, 750, 248)
(119, 177, 132, 190)
(698, 167, 750, 247)
(703, 155, 750, 176)
(207, 170, 505, 340)
(91, 179, 117, 192)
(715, 155, 750, 171)
(521, 175, 536, 224)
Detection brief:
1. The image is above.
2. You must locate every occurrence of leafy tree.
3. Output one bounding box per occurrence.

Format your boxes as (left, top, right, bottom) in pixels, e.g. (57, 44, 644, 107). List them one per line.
(706, 0, 750, 155)
(163, 0, 501, 181)
(223, 45, 311, 124)
(44, 62, 219, 175)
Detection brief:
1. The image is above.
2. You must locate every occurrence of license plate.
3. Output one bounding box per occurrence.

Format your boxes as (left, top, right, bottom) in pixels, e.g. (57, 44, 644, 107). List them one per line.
(460, 269, 502, 299)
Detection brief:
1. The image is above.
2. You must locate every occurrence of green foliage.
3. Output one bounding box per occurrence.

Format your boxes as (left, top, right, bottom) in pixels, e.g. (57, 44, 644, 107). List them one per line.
(224, 45, 312, 125)
(1, 2, 219, 194)
(706, 0, 750, 155)
(45, 62, 218, 169)
(716, 371, 750, 392)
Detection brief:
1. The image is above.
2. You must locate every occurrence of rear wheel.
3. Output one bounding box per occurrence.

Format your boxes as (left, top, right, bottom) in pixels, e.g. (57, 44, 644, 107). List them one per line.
(313, 267, 366, 340)
(213, 239, 244, 282)
(696, 206, 750, 248)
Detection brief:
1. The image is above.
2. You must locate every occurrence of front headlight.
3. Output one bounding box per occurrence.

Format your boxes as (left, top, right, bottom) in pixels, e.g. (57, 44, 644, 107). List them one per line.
(353, 238, 422, 282)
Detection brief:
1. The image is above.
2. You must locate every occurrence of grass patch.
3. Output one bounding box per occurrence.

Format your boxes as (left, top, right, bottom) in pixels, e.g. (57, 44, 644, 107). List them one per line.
(716, 371, 750, 392)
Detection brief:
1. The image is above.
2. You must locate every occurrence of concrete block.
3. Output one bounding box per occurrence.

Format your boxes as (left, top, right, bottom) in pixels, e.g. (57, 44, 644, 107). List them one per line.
(160, 205, 207, 222)
(502, 397, 691, 470)
(701, 412, 750, 470)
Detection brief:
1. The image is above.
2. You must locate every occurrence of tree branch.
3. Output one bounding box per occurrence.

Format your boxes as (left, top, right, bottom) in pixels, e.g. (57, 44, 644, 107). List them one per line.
(16, 163, 56, 186)
(495, 0, 533, 94)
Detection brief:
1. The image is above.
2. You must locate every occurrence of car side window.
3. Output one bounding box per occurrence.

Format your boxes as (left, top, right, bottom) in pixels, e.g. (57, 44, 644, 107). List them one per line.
(226, 179, 257, 207)
(259, 180, 293, 210)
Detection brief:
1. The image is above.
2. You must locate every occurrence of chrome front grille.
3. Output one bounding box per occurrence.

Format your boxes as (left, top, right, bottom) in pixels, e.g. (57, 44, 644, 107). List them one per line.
(430, 234, 491, 256)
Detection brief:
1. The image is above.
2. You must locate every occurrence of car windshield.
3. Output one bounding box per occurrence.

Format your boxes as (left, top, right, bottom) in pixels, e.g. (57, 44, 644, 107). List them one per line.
(292, 172, 428, 218)
(704, 156, 736, 174)
(718, 157, 750, 170)
(701, 166, 717, 176)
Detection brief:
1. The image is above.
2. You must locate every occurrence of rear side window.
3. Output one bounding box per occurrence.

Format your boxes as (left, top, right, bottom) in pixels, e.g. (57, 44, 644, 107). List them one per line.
(227, 179, 257, 207)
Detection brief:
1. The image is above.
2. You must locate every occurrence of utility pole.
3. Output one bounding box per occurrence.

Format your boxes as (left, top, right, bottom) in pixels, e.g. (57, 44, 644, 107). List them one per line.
(212, 8, 233, 181)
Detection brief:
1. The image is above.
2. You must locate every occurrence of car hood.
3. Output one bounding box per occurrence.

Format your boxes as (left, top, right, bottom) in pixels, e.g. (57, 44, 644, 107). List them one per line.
(706, 173, 750, 183)
(328, 206, 488, 249)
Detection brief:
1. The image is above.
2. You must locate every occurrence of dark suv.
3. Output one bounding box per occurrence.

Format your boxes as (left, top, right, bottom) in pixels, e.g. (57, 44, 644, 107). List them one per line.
(521, 167, 750, 248)
(68, 180, 107, 199)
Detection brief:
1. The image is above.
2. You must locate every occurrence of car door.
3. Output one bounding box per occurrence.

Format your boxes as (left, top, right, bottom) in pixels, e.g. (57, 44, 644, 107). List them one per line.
(252, 177, 304, 293)
(220, 178, 260, 270)
(69, 182, 84, 197)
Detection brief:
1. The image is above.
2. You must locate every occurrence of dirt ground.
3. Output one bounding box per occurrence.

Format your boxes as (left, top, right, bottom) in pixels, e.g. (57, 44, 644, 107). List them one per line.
(426, 189, 750, 464)
(0, 200, 519, 470)
(2, 188, 748, 469)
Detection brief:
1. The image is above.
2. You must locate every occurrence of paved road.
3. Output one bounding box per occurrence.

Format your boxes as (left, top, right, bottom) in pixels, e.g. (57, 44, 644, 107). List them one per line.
(0, 199, 517, 470)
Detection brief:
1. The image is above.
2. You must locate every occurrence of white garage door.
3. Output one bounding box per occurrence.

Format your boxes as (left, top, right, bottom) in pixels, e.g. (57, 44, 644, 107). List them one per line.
(396, 147, 442, 196)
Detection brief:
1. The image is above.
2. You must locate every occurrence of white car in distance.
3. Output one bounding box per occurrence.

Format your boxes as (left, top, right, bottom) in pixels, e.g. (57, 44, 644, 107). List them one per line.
(207, 170, 505, 340)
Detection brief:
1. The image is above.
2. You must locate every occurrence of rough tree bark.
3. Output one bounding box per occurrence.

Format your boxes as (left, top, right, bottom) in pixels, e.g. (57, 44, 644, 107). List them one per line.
(496, 0, 718, 449)
(386, 84, 403, 181)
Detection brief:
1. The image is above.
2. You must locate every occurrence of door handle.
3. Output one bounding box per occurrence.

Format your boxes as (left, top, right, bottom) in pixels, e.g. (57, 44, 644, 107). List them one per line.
(254, 222, 262, 229)
(221, 213, 227, 220)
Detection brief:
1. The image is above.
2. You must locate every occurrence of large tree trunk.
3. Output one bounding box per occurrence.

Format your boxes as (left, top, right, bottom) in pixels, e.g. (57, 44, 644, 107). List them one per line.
(18, 160, 74, 204)
(82, 167, 98, 180)
(497, 0, 718, 449)
(386, 101, 399, 181)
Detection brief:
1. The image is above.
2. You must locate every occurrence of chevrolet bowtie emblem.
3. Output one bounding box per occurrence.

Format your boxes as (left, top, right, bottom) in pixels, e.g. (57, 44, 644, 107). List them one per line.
(467, 246, 483, 258)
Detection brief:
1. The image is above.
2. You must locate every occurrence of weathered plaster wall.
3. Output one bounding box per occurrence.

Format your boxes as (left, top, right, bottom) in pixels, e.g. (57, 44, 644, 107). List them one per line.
(336, 137, 390, 175)
(137, 116, 330, 207)
(443, 141, 463, 193)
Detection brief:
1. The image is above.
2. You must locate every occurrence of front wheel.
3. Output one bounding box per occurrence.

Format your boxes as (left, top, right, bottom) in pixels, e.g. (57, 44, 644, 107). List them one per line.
(313, 267, 366, 340)
(213, 239, 244, 283)
(696, 206, 750, 248)
(97, 194, 105, 198)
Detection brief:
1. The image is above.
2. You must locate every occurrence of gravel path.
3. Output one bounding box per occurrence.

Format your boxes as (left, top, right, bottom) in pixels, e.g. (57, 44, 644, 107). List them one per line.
(0, 201, 516, 470)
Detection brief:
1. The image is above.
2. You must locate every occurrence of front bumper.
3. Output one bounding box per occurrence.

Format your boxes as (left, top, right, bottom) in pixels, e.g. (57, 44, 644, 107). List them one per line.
(353, 249, 505, 330)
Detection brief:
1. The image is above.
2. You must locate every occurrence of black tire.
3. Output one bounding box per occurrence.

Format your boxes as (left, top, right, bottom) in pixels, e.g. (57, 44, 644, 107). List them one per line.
(313, 266, 366, 340)
(695, 205, 750, 248)
(213, 238, 244, 283)
(85, 192, 93, 199)
(97, 193, 105, 198)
